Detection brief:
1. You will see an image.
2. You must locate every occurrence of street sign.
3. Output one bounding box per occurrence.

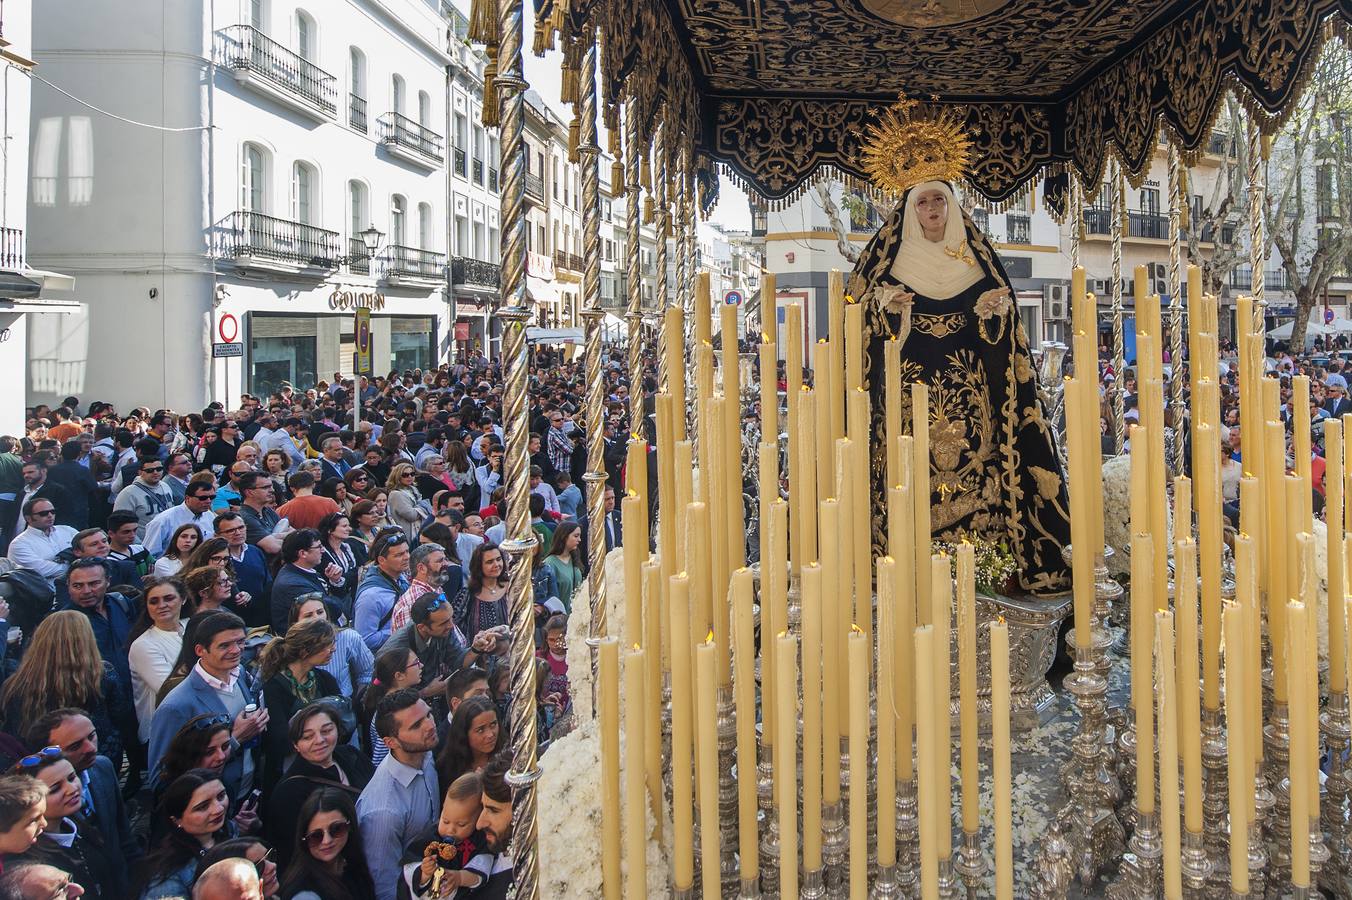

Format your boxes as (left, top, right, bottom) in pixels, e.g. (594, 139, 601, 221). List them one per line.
(354, 306, 372, 376)
(212, 342, 243, 359)
(724, 290, 743, 305)
(217, 314, 238, 343)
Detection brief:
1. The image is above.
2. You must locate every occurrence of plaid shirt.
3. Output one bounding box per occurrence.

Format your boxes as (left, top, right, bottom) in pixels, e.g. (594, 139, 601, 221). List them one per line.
(390, 578, 439, 633)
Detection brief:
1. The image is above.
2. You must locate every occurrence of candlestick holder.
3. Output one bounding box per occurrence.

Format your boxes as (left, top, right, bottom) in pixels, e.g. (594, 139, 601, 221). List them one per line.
(738, 876, 761, 900)
(1262, 703, 1292, 882)
(1095, 547, 1128, 663)
(895, 777, 919, 898)
(1320, 690, 1350, 897)
(756, 727, 780, 898)
(1179, 827, 1211, 895)
(821, 799, 848, 893)
(800, 866, 826, 899)
(717, 685, 741, 897)
(1309, 812, 1331, 885)
(1116, 722, 1139, 833)
(1246, 811, 1268, 900)
(1031, 819, 1074, 899)
(673, 886, 696, 900)
(1199, 705, 1229, 895)
(1106, 808, 1162, 899)
(786, 574, 802, 634)
(869, 863, 900, 899)
(953, 829, 986, 900)
(936, 855, 959, 899)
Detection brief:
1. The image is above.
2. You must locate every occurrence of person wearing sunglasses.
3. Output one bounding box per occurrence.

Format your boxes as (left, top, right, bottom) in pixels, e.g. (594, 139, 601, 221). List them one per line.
(142, 481, 217, 558)
(10, 748, 122, 899)
(278, 788, 374, 900)
(110, 455, 174, 540)
(354, 533, 411, 652)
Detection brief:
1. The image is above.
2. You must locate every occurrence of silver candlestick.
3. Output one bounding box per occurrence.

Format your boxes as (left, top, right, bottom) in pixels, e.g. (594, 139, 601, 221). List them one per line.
(953, 829, 986, 900)
(1106, 808, 1162, 899)
(936, 855, 959, 899)
(756, 726, 780, 898)
(718, 685, 740, 897)
(821, 797, 848, 894)
(1199, 705, 1228, 896)
(1264, 703, 1292, 885)
(1178, 827, 1210, 895)
(1320, 690, 1350, 897)
(895, 777, 919, 898)
(800, 865, 826, 900)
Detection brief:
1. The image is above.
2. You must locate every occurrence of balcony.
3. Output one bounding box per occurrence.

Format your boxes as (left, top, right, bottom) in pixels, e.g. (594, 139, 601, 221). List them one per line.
(378, 112, 444, 170)
(489, 167, 499, 192)
(554, 250, 585, 272)
(348, 237, 371, 275)
(453, 147, 467, 178)
(380, 244, 446, 284)
(1005, 212, 1031, 245)
(524, 173, 544, 204)
(0, 227, 23, 270)
(472, 158, 484, 184)
(451, 256, 500, 292)
(217, 210, 341, 275)
(349, 94, 367, 133)
(1083, 207, 1168, 240)
(219, 25, 337, 123)
(1207, 132, 1234, 156)
(1230, 267, 1291, 292)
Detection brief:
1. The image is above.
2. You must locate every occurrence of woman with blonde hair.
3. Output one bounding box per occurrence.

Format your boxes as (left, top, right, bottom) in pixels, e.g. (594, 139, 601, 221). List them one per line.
(0, 611, 130, 764)
(258, 619, 340, 794)
(384, 462, 424, 538)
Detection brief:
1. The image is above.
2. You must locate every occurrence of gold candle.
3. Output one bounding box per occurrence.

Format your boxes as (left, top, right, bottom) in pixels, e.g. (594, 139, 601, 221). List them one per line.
(687, 502, 711, 655)
(1224, 602, 1249, 895)
(845, 298, 863, 392)
(829, 270, 846, 438)
(641, 560, 664, 842)
(891, 477, 916, 783)
(848, 390, 871, 641)
(760, 339, 777, 441)
(732, 568, 758, 881)
(767, 502, 789, 748)
(622, 494, 644, 648)
(932, 553, 953, 860)
(1132, 533, 1156, 815)
(835, 438, 855, 711)
(1173, 539, 1203, 837)
(957, 543, 979, 834)
(776, 632, 799, 899)
(820, 498, 842, 804)
(1155, 611, 1182, 899)
(1194, 419, 1222, 710)
(801, 563, 825, 870)
(1264, 420, 1288, 703)
(664, 307, 688, 441)
(760, 442, 778, 588)
(798, 391, 819, 565)
(915, 625, 940, 900)
(1328, 419, 1346, 694)
(886, 338, 901, 488)
(655, 395, 676, 655)
(815, 343, 834, 502)
(848, 626, 869, 899)
(600, 637, 622, 900)
(1066, 377, 1093, 649)
(625, 438, 649, 539)
(695, 271, 712, 347)
(674, 442, 694, 565)
(912, 382, 932, 625)
(668, 574, 695, 890)
(624, 646, 648, 899)
(991, 618, 1013, 900)
(1294, 375, 1312, 531)
(694, 639, 721, 900)
(876, 556, 898, 868)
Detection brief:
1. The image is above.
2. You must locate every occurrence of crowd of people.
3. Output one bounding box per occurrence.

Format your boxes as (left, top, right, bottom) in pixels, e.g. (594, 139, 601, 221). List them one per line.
(0, 345, 646, 900)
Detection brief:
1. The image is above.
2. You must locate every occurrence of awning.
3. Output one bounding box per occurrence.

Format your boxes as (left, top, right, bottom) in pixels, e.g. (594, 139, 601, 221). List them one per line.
(526, 276, 560, 306)
(527, 327, 584, 345)
(0, 273, 41, 300)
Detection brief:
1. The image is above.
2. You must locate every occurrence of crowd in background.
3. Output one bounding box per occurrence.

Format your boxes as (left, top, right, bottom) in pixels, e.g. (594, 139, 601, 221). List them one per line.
(0, 343, 652, 900)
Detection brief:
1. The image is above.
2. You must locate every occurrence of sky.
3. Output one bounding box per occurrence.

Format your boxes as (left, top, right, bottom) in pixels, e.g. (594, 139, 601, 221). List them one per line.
(449, 0, 752, 230)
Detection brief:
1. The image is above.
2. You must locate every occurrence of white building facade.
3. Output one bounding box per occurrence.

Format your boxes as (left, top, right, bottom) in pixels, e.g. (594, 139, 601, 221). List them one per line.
(29, 0, 461, 411)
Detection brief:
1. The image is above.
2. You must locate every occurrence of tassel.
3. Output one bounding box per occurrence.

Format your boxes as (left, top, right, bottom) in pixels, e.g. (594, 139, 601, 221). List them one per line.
(643, 195, 655, 224)
(611, 161, 626, 195)
(608, 123, 621, 156)
(467, 0, 496, 45)
(561, 66, 579, 105)
(640, 156, 652, 192)
(481, 53, 499, 128)
(568, 117, 581, 164)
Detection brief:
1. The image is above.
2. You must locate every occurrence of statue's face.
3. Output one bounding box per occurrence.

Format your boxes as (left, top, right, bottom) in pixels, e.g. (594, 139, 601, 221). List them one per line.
(915, 188, 948, 236)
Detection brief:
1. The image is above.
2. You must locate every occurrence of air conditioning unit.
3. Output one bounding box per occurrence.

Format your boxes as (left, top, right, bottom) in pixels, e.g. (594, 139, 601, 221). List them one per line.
(1148, 263, 1169, 297)
(1089, 278, 1112, 297)
(1043, 283, 1068, 320)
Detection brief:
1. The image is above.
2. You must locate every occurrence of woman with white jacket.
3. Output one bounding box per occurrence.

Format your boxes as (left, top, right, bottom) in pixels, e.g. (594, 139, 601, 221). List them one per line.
(127, 576, 189, 741)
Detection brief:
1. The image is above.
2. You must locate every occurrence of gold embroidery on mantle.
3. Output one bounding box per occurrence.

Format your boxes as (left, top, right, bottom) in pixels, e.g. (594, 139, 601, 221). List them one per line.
(912, 312, 966, 339)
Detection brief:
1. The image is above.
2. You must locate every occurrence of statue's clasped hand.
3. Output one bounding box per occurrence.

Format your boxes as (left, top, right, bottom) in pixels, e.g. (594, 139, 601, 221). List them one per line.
(974, 287, 1013, 320)
(875, 284, 916, 315)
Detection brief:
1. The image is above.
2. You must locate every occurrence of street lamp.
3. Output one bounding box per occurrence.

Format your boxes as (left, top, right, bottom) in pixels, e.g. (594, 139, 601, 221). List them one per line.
(359, 224, 384, 257)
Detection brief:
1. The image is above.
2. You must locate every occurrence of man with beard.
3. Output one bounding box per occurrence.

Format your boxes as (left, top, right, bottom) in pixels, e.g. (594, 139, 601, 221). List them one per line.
(358, 690, 441, 900)
(474, 752, 515, 900)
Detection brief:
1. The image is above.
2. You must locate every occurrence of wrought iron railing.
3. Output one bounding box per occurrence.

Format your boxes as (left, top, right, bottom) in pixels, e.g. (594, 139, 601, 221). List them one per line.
(1127, 210, 1166, 239)
(489, 167, 499, 192)
(219, 25, 337, 115)
(219, 210, 341, 268)
(1230, 267, 1290, 291)
(348, 237, 371, 275)
(378, 112, 445, 164)
(554, 250, 571, 271)
(452, 256, 501, 287)
(472, 158, 484, 183)
(1207, 132, 1233, 155)
(349, 94, 367, 132)
(0, 227, 23, 270)
(553, 250, 586, 271)
(1005, 212, 1032, 244)
(453, 147, 467, 176)
(381, 244, 446, 278)
(972, 209, 989, 232)
(525, 173, 544, 201)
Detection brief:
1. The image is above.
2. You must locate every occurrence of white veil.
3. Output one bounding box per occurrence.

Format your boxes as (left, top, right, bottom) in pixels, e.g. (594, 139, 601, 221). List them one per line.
(887, 180, 984, 301)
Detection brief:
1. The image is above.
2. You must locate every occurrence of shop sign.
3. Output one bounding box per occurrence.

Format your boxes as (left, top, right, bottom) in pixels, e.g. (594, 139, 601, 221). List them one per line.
(354, 307, 373, 376)
(328, 289, 386, 311)
(455, 322, 471, 341)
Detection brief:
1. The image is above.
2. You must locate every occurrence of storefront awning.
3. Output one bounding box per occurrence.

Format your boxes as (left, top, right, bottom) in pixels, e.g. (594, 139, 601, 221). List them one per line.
(527, 327, 584, 345)
(526, 276, 560, 306)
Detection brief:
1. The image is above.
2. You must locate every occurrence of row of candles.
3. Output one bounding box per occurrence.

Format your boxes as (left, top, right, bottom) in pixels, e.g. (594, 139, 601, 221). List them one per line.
(591, 270, 1028, 897)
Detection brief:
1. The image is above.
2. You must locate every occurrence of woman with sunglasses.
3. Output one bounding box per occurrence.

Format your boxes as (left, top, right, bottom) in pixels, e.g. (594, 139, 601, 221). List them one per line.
(279, 788, 374, 900)
(343, 469, 373, 505)
(129, 577, 191, 744)
(153, 523, 203, 577)
(11, 748, 122, 899)
(197, 837, 280, 899)
(385, 463, 425, 539)
(348, 500, 382, 550)
(267, 703, 372, 867)
(137, 769, 236, 899)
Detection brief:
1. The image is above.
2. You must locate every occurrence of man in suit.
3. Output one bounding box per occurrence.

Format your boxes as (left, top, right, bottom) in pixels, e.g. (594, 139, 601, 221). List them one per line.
(148, 610, 270, 798)
(1325, 375, 1352, 419)
(45, 441, 98, 530)
(13, 458, 72, 534)
(318, 435, 352, 483)
(25, 708, 141, 873)
(602, 484, 621, 552)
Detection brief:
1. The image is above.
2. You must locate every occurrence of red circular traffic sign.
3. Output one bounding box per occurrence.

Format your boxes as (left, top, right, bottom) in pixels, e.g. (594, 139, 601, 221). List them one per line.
(218, 313, 238, 343)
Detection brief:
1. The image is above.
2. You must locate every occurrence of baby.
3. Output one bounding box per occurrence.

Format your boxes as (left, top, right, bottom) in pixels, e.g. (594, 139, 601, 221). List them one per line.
(400, 772, 493, 899)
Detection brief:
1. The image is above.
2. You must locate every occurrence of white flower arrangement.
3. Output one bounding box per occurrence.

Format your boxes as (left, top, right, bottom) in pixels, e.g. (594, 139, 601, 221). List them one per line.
(1098, 454, 1174, 578)
(565, 547, 629, 723)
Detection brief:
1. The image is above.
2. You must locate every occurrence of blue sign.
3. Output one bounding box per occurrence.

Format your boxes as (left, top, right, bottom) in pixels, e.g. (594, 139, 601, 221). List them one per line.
(724, 290, 743, 305)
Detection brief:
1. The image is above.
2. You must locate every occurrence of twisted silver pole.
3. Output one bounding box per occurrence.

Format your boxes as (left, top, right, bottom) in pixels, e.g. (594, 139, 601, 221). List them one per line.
(493, 0, 541, 890)
(1111, 161, 1126, 455)
(1070, 171, 1081, 271)
(1248, 121, 1266, 331)
(578, 24, 609, 699)
(624, 97, 644, 432)
(1167, 141, 1184, 477)
(655, 125, 672, 388)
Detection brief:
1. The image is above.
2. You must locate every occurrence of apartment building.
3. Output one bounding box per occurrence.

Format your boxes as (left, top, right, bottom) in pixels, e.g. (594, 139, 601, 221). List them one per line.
(29, 0, 460, 409)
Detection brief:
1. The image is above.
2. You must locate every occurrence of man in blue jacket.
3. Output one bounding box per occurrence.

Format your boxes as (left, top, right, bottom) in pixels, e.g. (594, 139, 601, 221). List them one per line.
(148, 611, 269, 798)
(354, 531, 411, 651)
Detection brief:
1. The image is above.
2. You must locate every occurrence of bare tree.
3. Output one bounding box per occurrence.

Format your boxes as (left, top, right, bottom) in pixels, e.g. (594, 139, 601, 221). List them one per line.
(818, 182, 863, 264)
(817, 183, 900, 264)
(1182, 95, 1253, 297)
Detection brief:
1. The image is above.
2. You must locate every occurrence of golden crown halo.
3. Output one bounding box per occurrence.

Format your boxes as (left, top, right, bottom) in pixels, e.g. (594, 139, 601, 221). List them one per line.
(860, 95, 973, 196)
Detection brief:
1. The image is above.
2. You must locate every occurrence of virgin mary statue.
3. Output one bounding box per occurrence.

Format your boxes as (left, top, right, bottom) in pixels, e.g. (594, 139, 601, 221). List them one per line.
(848, 180, 1072, 594)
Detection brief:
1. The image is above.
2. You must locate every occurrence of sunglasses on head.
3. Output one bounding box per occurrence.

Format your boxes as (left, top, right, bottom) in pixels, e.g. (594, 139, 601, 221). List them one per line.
(251, 847, 275, 877)
(187, 713, 231, 731)
(305, 819, 351, 848)
(11, 746, 60, 771)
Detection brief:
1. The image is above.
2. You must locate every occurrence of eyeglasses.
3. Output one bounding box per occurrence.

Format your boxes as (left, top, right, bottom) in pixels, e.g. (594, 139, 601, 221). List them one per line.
(30, 509, 55, 517)
(251, 847, 275, 878)
(12, 746, 61, 771)
(304, 819, 351, 849)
